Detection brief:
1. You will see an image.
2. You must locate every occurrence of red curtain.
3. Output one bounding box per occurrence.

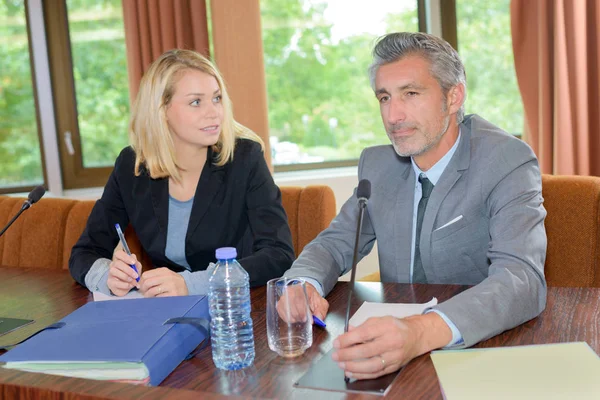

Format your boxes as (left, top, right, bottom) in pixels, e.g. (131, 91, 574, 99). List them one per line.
(512, 0, 600, 175)
(122, 0, 210, 103)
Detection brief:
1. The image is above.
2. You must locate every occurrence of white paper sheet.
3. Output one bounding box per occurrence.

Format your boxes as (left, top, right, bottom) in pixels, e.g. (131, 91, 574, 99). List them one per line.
(92, 291, 144, 301)
(348, 298, 438, 327)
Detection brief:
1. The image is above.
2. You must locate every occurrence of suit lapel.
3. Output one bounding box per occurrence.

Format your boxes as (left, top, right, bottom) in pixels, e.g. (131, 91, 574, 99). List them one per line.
(186, 148, 226, 240)
(393, 158, 415, 283)
(420, 123, 472, 279)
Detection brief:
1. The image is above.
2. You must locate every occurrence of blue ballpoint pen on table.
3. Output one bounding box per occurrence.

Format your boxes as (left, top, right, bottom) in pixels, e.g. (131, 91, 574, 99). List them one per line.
(312, 315, 326, 328)
(115, 223, 140, 282)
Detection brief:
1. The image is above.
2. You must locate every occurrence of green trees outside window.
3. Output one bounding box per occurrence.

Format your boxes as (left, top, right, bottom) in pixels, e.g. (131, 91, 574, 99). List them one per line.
(262, 0, 523, 165)
(261, 0, 419, 165)
(0, 1, 43, 189)
(67, 0, 130, 168)
(457, 0, 523, 136)
(0, 0, 522, 190)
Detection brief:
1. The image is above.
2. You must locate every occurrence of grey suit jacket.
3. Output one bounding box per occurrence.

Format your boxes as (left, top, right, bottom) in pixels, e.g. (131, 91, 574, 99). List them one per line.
(285, 114, 547, 348)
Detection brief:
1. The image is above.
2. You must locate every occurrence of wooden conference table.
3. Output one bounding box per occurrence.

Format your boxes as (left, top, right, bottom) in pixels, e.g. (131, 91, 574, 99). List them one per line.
(0, 266, 598, 399)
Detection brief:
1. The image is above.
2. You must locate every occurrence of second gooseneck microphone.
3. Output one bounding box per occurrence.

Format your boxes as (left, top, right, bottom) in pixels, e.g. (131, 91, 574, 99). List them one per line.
(0, 185, 46, 238)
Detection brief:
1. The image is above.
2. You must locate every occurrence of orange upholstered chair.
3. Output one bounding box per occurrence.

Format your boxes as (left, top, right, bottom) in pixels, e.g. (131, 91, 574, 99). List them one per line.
(360, 174, 600, 287)
(280, 185, 336, 256)
(0, 197, 78, 269)
(542, 174, 600, 287)
(0, 185, 336, 271)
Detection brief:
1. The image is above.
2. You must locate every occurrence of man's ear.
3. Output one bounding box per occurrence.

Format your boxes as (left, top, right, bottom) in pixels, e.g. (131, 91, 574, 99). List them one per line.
(447, 83, 465, 115)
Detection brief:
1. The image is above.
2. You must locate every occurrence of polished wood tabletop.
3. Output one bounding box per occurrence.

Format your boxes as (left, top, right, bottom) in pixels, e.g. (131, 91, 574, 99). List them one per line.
(1, 266, 599, 400)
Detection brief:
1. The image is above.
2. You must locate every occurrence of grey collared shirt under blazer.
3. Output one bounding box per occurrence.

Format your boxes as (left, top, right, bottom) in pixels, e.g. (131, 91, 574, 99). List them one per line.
(284, 114, 547, 348)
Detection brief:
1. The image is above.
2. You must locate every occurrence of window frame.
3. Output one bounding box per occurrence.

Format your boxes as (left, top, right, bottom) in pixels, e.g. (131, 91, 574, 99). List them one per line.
(43, 0, 120, 190)
(439, 0, 458, 50)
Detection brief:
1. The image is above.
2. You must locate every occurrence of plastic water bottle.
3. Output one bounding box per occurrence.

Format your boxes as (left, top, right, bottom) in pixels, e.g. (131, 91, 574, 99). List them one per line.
(208, 247, 255, 370)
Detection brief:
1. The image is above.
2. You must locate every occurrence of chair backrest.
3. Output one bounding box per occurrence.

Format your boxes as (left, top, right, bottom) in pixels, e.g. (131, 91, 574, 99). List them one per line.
(280, 185, 336, 256)
(542, 174, 600, 287)
(0, 185, 336, 270)
(0, 196, 78, 269)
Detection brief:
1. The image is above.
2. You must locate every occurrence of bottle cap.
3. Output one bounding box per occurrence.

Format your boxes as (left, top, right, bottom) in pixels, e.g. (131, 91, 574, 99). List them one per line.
(215, 247, 237, 260)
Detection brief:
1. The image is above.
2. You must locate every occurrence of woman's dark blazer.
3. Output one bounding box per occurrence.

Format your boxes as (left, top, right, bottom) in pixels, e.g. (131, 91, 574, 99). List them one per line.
(69, 139, 295, 287)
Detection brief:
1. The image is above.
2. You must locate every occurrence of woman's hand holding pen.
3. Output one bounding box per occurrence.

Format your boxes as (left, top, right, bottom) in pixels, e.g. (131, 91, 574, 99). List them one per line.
(107, 249, 141, 296)
(139, 267, 189, 297)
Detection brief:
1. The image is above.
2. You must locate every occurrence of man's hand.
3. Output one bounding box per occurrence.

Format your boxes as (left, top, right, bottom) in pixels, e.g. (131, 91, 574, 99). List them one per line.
(139, 267, 189, 297)
(275, 282, 330, 324)
(276, 282, 312, 323)
(107, 249, 141, 296)
(305, 282, 329, 321)
(331, 313, 452, 380)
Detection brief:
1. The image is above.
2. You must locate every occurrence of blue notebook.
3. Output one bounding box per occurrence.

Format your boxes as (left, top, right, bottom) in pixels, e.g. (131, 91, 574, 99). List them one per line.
(0, 296, 209, 386)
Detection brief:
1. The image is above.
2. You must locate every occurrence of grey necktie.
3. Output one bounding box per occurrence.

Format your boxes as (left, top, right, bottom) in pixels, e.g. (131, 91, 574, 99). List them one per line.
(413, 174, 434, 284)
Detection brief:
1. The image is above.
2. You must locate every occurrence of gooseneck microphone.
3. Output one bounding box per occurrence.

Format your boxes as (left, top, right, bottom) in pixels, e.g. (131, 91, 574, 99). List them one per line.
(0, 185, 46, 238)
(343, 179, 371, 383)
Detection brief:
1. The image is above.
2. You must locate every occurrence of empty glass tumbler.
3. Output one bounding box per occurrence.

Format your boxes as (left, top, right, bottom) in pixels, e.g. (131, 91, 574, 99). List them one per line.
(266, 277, 313, 358)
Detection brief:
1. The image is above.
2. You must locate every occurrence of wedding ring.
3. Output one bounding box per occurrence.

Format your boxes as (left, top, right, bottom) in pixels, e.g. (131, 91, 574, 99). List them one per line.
(158, 286, 163, 294)
(380, 355, 386, 370)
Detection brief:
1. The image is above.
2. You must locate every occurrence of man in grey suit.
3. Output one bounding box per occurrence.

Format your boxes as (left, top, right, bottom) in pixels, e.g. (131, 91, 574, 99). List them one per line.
(284, 32, 547, 380)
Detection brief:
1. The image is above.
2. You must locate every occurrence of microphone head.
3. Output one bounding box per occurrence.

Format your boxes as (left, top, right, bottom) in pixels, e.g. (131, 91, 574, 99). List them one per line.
(27, 185, 46, 205)
(357, 179, 371, 201)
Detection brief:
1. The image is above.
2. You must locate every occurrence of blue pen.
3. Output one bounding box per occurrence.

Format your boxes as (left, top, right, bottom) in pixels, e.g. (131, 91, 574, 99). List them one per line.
(115, 223, 140, 282)
(312, 315, 327, 328)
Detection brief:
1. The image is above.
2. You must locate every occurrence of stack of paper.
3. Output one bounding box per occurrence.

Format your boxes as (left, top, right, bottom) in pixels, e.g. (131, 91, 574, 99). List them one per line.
(349, 298, 438, 326)
(431, 342, 600, 399)
(2, 361, 150, 384)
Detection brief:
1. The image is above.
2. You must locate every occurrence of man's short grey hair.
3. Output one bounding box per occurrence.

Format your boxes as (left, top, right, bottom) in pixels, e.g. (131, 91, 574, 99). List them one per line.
(368, 32, 467, 124)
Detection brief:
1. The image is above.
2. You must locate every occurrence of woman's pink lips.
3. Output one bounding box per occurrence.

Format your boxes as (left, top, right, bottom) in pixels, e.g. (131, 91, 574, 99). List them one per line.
(201, 125, 220, 134)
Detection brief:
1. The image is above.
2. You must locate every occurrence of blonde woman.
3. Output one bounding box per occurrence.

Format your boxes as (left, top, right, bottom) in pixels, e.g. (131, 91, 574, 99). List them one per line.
(69, 49, 294, 297)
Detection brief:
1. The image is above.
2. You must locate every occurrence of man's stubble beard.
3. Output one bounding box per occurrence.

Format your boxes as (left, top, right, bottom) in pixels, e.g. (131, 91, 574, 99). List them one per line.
(389, 112, 451, 158)
(388, 98, 450, 157)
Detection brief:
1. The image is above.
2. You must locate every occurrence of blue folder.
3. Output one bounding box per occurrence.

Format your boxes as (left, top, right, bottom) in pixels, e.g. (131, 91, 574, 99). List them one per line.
(0, 296, 209, 386)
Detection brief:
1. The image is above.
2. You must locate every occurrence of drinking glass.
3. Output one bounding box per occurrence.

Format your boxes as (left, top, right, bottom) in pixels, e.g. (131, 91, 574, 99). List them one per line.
(266, 277, 313, 358)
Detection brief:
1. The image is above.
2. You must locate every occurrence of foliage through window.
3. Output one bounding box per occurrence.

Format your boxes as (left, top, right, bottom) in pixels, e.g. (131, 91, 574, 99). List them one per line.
(457, 0, 523, 135)
(66, 0, 130, 168)
(1, 0, 525, 193)
(0, 1, 43, 190)
(261, 0, 419, 166)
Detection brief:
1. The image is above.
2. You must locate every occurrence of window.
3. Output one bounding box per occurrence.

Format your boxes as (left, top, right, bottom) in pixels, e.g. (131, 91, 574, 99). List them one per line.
(1, 1, 524, 194)
(45, 0, 130, 189)
(261, 0, 419, 169)
(0, 1, 44, 193)
(262, 0, 524, 170)
(456, 0, 523, 135)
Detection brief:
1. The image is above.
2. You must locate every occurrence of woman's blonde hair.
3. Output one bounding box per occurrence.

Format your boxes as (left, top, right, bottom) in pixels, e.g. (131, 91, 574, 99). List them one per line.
(129, 49, 264, 180)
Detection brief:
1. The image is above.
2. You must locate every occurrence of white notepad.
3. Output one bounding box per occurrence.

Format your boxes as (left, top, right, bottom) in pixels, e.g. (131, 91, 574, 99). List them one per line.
(349, 298, 438, 327)
(92, 291, 143, 301)
(431, 342, 600, 400)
